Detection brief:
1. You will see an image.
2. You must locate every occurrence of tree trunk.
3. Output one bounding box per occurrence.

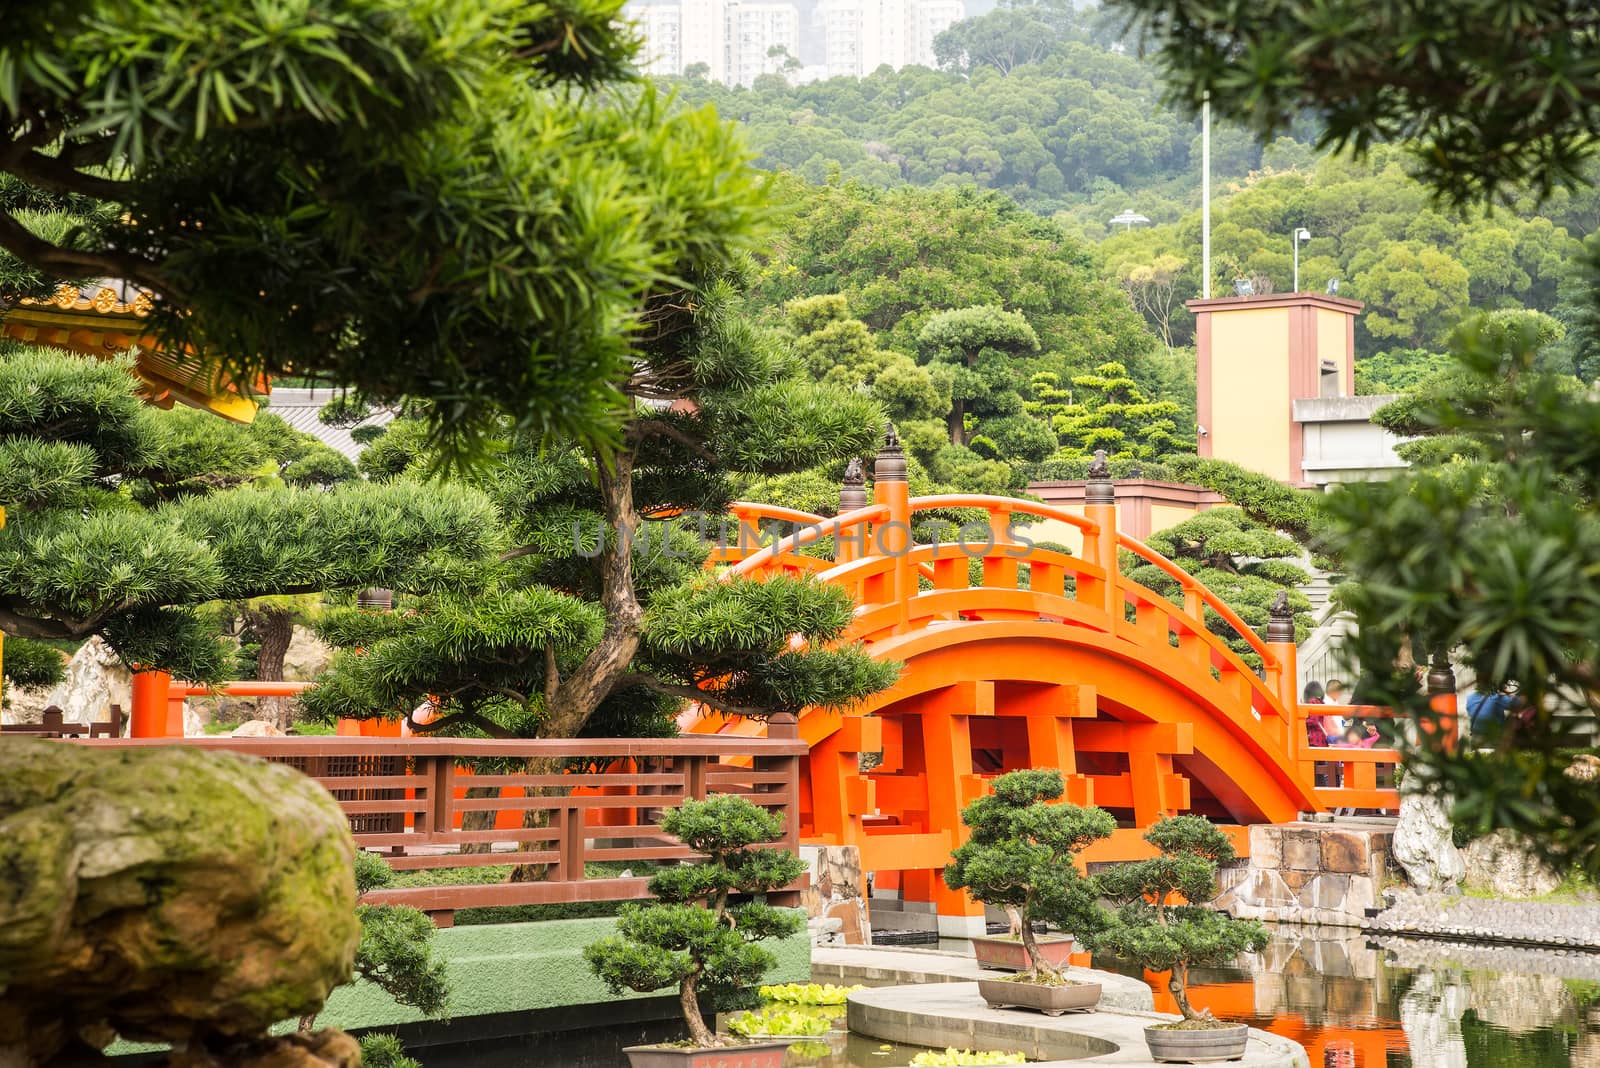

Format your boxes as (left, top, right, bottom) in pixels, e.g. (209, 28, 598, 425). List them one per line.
(242, 604, 294, 729)
(1017, 893, 1059, 981)
(947, 401, 966, 446)
(1168, 963, 1210, 1022)
(507, 755, 565, 882)
(458, 784, 501, 855)
(679, 971, 717, 1047)
(544, 449, 644, 739)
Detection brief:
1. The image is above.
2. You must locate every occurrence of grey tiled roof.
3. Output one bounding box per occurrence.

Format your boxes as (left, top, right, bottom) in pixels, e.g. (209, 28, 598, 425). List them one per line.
(260, 388, 395, 460)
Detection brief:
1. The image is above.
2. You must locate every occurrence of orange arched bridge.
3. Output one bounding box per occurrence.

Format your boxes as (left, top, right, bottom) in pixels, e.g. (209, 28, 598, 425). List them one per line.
(687, 439, 1404, 928)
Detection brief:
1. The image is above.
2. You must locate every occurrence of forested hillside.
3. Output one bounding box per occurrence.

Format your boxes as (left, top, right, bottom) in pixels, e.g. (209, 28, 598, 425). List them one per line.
(668, 5, 1600, 376)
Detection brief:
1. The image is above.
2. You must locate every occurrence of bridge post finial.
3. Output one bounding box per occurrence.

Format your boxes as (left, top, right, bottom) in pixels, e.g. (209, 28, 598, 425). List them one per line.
(874, 424, 907, 483)
(839, 457, 867, 513)
(1425, 647, 1460, 752)
(1425, 648, 1456, 696)
(1084, 449, 1114, 505)
(1266, 589, 1295, 644)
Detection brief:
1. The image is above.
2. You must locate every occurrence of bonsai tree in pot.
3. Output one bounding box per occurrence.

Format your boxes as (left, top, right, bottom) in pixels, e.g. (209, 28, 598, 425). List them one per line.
(1097, 816, 1269, 1063)
(943, 769, 1116, 1013)
(586, 794, 807, 1068)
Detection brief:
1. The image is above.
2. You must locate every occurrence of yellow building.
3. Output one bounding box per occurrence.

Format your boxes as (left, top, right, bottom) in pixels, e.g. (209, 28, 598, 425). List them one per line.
(1190, 292, 1364, 486)
(1023, 292, 1377, 542)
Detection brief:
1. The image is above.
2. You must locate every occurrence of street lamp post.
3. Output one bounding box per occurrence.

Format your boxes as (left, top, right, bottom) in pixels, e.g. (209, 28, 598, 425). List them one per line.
(1293, 227, 1311, 292)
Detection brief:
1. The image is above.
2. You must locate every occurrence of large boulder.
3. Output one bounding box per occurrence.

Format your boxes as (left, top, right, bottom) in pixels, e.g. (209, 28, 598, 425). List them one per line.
(1461, 831, 1563, 898)
(0, 739, 360, 1065)
(46, 636, 132, 725)
(1393, 791, 1466, 892)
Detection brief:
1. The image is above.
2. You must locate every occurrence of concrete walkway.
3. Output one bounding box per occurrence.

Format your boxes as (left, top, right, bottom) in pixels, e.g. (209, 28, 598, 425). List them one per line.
(849, 982, 1310, 1067)
(812, 945, 1154, 1011)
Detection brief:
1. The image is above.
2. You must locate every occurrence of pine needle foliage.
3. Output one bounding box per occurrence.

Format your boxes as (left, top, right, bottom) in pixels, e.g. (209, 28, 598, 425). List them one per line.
(943, 769, 1114, 982)
(1125, 508, 1313, 667)
(305, 270, 895, 743)
(0, 342, 499, 677)
(1096, 817, 1268, 1023)
(584, 795, 807, 1048)
(0, 0, 770, 462)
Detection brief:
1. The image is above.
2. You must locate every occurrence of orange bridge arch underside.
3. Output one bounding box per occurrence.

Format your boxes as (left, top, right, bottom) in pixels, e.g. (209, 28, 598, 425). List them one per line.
(848, 622, 1318, 826)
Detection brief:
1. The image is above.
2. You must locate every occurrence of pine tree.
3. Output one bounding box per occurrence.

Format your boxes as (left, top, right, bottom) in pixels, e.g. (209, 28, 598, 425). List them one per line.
(0, 0, 768, 460)
(1035, 361, 1185, 461)
(1124, 509, 1312, 668)
(0, 343, 499, 684)
(302, 270, 899, 746)
(1097, 817, 1268, 1023)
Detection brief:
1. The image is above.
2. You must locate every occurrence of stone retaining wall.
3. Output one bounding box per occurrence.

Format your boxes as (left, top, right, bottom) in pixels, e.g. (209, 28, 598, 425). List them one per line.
(1216, 821, 1392, 927)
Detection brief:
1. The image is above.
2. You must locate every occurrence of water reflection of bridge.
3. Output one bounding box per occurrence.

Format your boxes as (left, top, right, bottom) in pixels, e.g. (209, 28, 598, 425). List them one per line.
(1136, 931, 1600, 1068)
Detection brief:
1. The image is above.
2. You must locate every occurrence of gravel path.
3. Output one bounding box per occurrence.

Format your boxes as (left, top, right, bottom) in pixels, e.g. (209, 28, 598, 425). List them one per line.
(1368, 890, 1600, 950)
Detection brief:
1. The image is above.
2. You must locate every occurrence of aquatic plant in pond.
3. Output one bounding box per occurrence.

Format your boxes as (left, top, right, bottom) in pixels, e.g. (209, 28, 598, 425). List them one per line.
(760, 983, 864, 1005)
(726, 1008, 831, 1037)
(908, 1050, 1026, 1066)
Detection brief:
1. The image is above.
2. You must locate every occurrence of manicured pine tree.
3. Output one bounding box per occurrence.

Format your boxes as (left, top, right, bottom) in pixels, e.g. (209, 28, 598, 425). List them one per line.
(943, 769, 1115, 981)
(1096, 816, 1268, 1022)
(1034, 361, 1186, 461)
(915, 305, 1048, 451)
(585, 795, 807, 1048)
(0, 343, 499, 689)
(1123, 508, 1312, 668)
(302, 267, 898, 748)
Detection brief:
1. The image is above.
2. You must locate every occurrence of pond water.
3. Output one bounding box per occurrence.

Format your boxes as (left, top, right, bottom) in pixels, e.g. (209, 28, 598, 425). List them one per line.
(421, 927, 1600, 1067)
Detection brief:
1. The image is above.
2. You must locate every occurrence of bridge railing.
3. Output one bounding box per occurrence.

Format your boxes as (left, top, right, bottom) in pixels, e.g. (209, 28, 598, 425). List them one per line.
(1298, 704, 1403, 810)
(69, 735, 806, 922)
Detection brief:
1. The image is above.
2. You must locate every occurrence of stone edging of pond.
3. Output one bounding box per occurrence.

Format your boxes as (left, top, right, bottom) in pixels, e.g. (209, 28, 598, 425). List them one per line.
(848, 982, 1310, 1067)
(811, 945, 1155, 1011)
(1369, 891, 1600, 951)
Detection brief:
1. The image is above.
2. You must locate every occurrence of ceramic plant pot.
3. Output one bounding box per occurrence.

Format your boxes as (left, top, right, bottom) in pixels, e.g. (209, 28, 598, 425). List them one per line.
(1143, 1022, 1250, 1063)
(970, 933, 1075, 972)
(622, 1038, 793, 1068)
(977, 977, 1102, 1016)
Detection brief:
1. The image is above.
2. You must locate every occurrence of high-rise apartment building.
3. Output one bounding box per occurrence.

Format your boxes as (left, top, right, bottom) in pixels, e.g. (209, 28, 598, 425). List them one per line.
(909, 0, 963, 67)
(624, 0, 799, 85)
(817, 0, 963, 77)
(729, 2, 802, 85)
(624, 2, 684, 76)
(625, 0, 960, 82)
(678, 0, 731, 82)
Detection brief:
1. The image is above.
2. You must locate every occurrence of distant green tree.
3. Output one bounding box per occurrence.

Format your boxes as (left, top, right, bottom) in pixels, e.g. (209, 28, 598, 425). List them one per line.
(1354, 349, 1453, 396)
(1034, 362, 1184, 461)
(915, 305, 1043, 448)
(1106, 0, 1600, 205)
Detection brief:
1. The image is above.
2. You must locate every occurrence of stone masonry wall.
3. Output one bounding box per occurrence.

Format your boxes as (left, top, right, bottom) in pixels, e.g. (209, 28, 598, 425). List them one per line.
(1216, 822, 1392, 927)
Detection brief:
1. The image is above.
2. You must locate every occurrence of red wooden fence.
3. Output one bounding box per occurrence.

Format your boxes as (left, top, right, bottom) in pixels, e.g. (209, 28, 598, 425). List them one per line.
(72, 736, 807, 923)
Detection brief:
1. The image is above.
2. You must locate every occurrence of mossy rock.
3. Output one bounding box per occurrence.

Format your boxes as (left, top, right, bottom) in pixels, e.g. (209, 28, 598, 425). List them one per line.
(0, 739, 359, 1064)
